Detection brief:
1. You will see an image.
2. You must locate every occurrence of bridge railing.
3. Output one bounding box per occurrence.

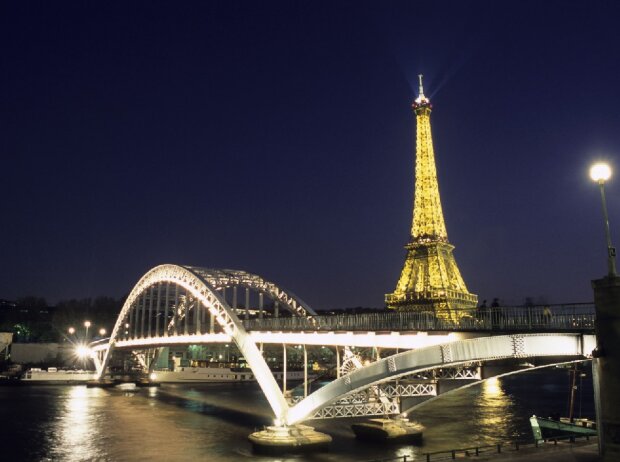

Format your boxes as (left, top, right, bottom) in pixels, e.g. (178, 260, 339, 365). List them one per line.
(244, 303, 595, 333)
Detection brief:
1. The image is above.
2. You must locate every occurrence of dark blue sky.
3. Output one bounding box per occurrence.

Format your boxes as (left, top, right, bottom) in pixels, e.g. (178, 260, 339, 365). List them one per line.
(2, 1, 619, 309)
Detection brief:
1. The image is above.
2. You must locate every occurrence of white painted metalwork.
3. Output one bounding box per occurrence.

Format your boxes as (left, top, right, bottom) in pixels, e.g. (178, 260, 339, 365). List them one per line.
(340, 347, 363, 376)
(247, 304, 596, 332)
(91, 331, 460, 352)
(92, 333, 232, 351)
(379, 382, 437, 397)
(312, 401, 401, 419)
(187, 267, 317, 317)
(434, 367, 481, 380)
(248, 331, 460, 349)
(286, 333, 596, 425)
(97, 264, 291, 424)
(91, 265, 597, 427)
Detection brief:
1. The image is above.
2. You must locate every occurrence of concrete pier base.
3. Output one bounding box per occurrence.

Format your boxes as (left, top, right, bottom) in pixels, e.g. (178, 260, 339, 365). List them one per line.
(592, 275, 620, 461)
(248, 424, 332, 455)
(135, 379, 160, 387)
(85, 379, 116, 388)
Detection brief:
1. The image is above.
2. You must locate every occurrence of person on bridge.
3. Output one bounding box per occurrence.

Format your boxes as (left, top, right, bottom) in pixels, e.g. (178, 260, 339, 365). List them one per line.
(542, 305, 552, 324)
(476, 300, 488, 327)
(491, 299, 501, 329)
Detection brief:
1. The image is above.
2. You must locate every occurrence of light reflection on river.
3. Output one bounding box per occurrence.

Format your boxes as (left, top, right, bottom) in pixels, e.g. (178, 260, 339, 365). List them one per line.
(0, 368, 594, 461)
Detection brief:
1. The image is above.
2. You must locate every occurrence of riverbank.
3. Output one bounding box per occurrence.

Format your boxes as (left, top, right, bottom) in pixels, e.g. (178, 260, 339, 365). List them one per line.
(410, 438, 599, 462)
(477, 439, 598, 461)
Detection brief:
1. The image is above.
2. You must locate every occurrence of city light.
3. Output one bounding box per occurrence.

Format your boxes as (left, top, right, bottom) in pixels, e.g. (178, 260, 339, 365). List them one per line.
(590, 162, 617, 276)
(99, 328, 106, 336)
(75, 344, 91, 359)
(83, 320, 92, 341)
(68, 327, 75, 335)
(149, 372, 157, 381)
(590, 162, 612, 183)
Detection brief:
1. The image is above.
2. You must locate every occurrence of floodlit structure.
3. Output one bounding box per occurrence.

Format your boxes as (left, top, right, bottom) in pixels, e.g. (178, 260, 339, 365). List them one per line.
(90, 264, 595, 427)
(386, 75, 477, 316)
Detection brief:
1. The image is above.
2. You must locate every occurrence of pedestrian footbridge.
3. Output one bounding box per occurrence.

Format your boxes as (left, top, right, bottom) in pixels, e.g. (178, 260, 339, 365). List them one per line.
(89, 264, 596, 426)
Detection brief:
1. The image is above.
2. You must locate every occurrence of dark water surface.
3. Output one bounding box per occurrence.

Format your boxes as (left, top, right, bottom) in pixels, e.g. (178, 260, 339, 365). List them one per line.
(0, 368, 595, 461)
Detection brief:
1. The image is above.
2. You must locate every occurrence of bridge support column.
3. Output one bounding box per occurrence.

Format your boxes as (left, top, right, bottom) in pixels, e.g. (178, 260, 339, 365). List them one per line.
(303, 345, 308, 397)
(283, 344, 287, 394)
(336, 347, 340, 379)
(249, 425, 332, 455)
(592, 275, 620, 461)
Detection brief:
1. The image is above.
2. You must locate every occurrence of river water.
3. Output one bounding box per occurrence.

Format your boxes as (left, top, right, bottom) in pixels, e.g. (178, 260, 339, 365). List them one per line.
(0, 367, 594, 462)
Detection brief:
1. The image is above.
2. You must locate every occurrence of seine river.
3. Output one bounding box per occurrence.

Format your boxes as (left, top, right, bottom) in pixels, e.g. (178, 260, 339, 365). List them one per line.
(0, 367, 594, 462)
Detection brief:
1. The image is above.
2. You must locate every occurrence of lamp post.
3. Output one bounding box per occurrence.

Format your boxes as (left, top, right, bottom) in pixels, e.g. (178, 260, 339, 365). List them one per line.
(84, 320, 91, 341)
(590, 162, 617, 276)
(590, 162, 620, 461)
(99, 328, 106, 337)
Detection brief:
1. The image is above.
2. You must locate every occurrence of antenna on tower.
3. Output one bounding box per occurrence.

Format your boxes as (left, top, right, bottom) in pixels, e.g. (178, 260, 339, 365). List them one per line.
(418, 74, 425, 99)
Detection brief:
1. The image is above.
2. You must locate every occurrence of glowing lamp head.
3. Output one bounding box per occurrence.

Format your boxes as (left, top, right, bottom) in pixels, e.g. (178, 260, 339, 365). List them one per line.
(590, 163, 612, 183)
(99, 328, 106, 336)
(75, 345, 91, 359)
(84, 321, 91, 328)
(68, 327, 75, 335)
(149, 372, 157, 381)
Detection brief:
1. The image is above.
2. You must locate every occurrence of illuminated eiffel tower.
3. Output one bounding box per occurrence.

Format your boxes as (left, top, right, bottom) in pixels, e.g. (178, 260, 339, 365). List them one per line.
(386, 75, 477, 315)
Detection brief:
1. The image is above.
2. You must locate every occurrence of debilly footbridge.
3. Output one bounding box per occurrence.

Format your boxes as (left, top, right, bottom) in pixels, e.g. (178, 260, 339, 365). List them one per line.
(88, 264, 596, 428)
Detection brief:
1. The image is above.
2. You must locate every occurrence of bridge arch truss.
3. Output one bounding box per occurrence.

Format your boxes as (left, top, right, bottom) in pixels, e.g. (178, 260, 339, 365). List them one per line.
(285, 333, 595, 424)
(93, 265, 596, 427)
(97, 264, 316, 424)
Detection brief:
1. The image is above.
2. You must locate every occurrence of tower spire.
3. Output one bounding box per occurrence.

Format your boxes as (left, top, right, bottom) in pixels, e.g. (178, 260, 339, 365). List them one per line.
(386, 77, 477, 318)
(417, 74, 425, 101)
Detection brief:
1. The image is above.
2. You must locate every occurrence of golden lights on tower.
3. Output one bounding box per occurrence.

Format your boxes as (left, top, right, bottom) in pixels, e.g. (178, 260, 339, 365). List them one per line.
(386, 75, 477, 316)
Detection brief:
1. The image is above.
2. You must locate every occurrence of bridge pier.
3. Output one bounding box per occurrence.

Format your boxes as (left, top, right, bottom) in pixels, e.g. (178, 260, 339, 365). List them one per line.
(248, 425, 331, 455)
(86, 379, 116, 388)
(592, 275, 620, 461)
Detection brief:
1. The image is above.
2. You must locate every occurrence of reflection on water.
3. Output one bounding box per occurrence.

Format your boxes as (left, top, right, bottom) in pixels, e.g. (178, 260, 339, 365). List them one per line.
(57, 387, 95, 461)
(0, 369, 595, 462)
(474, 378, 517, 441)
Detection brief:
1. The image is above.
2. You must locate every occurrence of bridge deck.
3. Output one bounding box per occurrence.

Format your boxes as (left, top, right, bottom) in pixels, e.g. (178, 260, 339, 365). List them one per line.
(244, 304, 595, 333)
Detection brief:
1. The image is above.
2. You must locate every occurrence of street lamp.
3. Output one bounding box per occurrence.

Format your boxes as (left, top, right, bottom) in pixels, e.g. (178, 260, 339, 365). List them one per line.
(590, 162, 617, 276)
(84, 320, 91, 340)
(99, 328, 106, 337)
(68, 327, 75, 335)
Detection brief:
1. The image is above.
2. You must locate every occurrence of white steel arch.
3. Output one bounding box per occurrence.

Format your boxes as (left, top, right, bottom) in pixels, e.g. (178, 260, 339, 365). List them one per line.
(98, 264, 290, 423)
(186, 267, 317, 317)
(286, 333, 595, 425)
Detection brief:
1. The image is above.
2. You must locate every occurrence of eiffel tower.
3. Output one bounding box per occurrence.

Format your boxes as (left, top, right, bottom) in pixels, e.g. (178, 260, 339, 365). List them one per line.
(386, 75, 477, 316)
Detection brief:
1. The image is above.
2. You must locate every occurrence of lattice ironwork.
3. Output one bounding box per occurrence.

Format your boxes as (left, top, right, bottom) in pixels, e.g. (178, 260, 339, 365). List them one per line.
(512, 335, 527, 357)
(340, 347, 363, 376)
(386, 75, 477, 315)
(286, 333, 594, 425)
(378, 382, 437, 397)
(187, 267, 316, 317)
(311, 401, 400, 419)
(434, 367, 481, 380)
(96, 264, 297, 425)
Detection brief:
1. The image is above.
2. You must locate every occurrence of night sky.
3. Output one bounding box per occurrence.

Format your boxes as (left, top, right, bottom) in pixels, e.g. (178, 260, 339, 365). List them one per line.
(2, 2, 620, 310)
